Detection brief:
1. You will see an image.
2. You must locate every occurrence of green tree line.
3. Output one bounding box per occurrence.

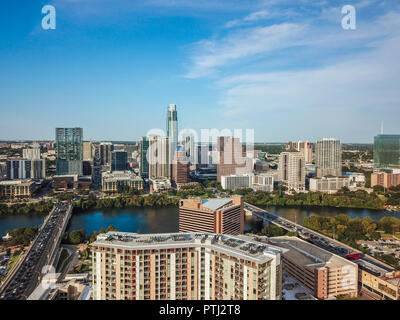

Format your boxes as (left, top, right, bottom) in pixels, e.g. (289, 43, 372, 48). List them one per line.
(234, 187, 386, 210)
(0, 201, 54, 217)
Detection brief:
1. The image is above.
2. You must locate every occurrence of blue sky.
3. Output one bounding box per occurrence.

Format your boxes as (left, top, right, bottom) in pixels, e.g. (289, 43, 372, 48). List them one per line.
(0, 0, 399, 142)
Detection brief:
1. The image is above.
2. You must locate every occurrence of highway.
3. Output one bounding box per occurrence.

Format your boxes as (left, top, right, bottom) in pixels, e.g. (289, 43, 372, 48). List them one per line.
(0, 202, 72, 300)
(245, 202, 394, 273)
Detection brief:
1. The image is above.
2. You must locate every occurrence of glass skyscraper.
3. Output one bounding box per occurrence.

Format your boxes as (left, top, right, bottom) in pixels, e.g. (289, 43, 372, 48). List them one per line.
(111, 150, 128, 172)
(166, 104, 178, 145)
(166, 104, 178, 166)
(374, 134, 400, 169)
(139, 137, 149, 178)
(55, 127, 83, 175)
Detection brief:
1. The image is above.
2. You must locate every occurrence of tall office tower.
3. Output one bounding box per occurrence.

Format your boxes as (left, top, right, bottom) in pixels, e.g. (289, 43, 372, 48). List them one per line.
(217, 136, 250, 183)
(278, 150, 305, 191)
(111, 150, 128, 172)
(83, 141, 94, 161)
(99, 142, 114, 166)
(166, 104, 178, 147)
(91, 231, 284, 300)
(6, 159, 45, 180)
(139, 137, 149, 178)
(182, 133, 197, 165)
(55, 128, 83, 176)
(172, 149, 190, 187)
(148, 135, 170, 179)
(315, 138, 342, 177)
(22, 148, 41, 160)
(298, 141, 313, 164)
(373, 134, 400, 169)
(166, 104, 178, 167)
(179, 196, 244, 235)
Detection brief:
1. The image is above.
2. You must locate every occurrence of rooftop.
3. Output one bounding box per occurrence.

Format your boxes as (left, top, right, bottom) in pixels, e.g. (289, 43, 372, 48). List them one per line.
(201, 198, 233, 210)
(269, 236, 358, 270)
(180, 197, 241, 212)
(91, 231, 286, 263)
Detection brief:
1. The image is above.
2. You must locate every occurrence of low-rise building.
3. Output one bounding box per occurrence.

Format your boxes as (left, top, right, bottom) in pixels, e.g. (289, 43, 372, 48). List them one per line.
(269, 236, 358, 300)
(101, 171, 143, 193)
(251, 173, 274, 192)
(0, 180, 36, 199)
(309, 176, 350, 193)
(351, 258, 400, 300)
(150, 178, 172, 192)
(344, 172, 366, 188)
(221, 174, 251, 191)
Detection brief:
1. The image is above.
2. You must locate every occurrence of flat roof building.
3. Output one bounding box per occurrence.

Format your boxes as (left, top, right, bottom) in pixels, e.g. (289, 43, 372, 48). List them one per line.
(101, 171, 143, 193)
(90, 231, 286, 300)
(269, 236, 358, 300)
(179, 196, 244, 235)
(309, 176, 350, 194)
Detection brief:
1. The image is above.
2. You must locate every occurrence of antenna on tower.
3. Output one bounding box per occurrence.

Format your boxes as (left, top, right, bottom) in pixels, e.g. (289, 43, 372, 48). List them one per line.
(381, 121, 384, 134)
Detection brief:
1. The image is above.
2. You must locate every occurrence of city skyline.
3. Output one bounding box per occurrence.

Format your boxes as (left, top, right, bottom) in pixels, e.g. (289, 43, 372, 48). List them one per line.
(0, 0, 400, 142)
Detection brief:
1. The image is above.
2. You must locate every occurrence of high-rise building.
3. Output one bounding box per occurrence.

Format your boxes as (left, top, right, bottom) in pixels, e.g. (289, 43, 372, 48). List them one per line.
(179, 196, 244, 235)
(139, 137, 149, 178)
(182, 133, 198, 165)
(99, 142, 114, 166)
(111, 150, 128, 172)
(315, 138, 342, 177)
(166, 104, 178, 165)
(6, 159, 45, 180)
(285, 141, 313, 164)
(22, 148, 41, 160)
(298, 141, 313, 164)
(91, 231, 285, 300)
(83, 141, 94, 161)
(55, 128, 83, 176)
(217, 136, 251, 183)
(373, 134, 400, 169)
(278, 150, 305, 191)
(172, 149, 190, 187)
(148, 135, 170, 179)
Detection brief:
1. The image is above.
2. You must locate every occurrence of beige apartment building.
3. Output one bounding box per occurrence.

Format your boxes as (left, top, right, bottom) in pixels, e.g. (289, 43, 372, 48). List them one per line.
(270, 236, 358, 300)
(371, 172, 400, 189)
(91, 232, 286, 300)
(217, 136, 251, 183)
(278, 150, 306, 192)
(179, 196, 244, 235)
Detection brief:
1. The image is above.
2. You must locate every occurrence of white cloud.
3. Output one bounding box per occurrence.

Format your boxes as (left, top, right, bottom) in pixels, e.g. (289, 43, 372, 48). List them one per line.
(185, 23, 307, 78)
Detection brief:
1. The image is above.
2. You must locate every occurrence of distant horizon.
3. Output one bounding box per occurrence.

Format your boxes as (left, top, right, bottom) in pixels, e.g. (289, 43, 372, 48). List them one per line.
(0, 138, 381, 145)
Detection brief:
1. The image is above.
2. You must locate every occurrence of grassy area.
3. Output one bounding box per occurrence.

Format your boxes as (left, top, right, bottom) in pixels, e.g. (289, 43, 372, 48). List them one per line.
(74, 263, 91, 273)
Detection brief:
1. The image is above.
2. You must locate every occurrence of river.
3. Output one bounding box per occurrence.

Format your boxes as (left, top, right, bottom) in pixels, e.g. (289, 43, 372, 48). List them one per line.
(1, 205, 398, 237)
